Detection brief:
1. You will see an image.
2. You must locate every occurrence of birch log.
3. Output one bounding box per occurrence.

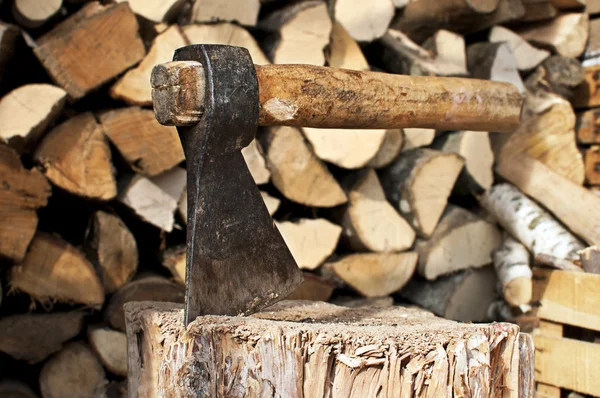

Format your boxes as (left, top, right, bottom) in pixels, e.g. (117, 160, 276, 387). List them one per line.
(493, 234, 532, 307)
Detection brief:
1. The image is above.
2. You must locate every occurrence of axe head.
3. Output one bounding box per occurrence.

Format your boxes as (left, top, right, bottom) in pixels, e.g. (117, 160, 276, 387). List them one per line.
(153, 45, 303, 325)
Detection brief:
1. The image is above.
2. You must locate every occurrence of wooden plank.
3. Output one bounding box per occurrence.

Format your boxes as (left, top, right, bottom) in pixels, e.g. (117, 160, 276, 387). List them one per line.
(533, 268, 600, 331)
(533, 334, 600, 396)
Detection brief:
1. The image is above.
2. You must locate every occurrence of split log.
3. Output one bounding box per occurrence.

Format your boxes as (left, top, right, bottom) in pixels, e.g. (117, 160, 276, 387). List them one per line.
(585, 17, 600, 60)
(111, 26, 187, 106)
(367, 129, 403, 169)
(379, 148, 464, 237)
(12, 0, 62, 28)
(105, 276, 184, 331)
(39, 342, 107, 398)
(162, 245, 186, 284)
(34, 113, 117, 201)
(333, 0, 395, 41)
(150, 166, 187, 205)
(9, 233, 105, 308)
(275, 218, 342, 270)
(516, 12, 589, 58)
(183, 23, 270, 65)
(326, 22, 369, 71)
(191, 0, 260, 26)
(434, 130, 494, 194)
(538, 55, 585, 99)
(402, 128, 435, 150)
(393, 0, 524, 43)
(33, 2, 145, 100)
(467, 42, 525, 92)
(241, 139, 270, 184)
(422, 29, 469, 76)
(340, 169, 415, 252)
(400, 267, 499, 322)
(588, 0, 600, 12)
(115, 0, 186, 22)
(125, 300, 526, 397)
(584, 146, 600, 185)
(0, 144, 51, 262)
(287, 273, 335, 301)
(0, 380, 37, 398)
(518, 0, 557, 22)
(577, 246, 600, 274)
(0, 22, 19, 78)
(495, 99, 584, 184)
(480, 183, 585, 259)
(0, 84, 67, 152)
(573, 62, 600, 109)
(302, 127, 386, 169)
(489, 26, 550, 71)
(496, 152, 600, 246)
(260, 191, 281, 215)
(328, 252, 418, 297)
(576, 110, 600, 144)
(261, 126, 347, 207)
(99, 107, 184, 177)
(117, 174, 178, 232)
(88, 327, 127, 376)
(414, 205, 502, 280)
(378, 29, 438, 76)
(260, 1, 332, 65)
(84, 211, 138, 295)
(0, 312, 85, 363)
(493, 234, 532, 307)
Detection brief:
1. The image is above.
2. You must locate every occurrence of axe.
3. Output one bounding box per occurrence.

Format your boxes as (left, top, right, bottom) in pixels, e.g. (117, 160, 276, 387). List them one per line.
(151, 44, 523, 326)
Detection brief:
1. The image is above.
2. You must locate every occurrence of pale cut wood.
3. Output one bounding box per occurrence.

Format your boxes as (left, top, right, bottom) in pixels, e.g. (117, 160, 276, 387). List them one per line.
(584, 17, 600, 59)
(435, 130, 494, 193)
(260, 1, 332, 65)
(334, 0, 395, 41)
(162, 245, 186, 284)
(573, 63, 600, 109)
(0, 84, 67, 152)
(150, 166, 187, 204)
(367, 129, 403, 168)
(111, 26, 187, 106)
(261, 126, 347, 207)
(191, 0, 260, 26)
(10, 233, 104, 308)
(39, 342, 107, 398)
(287, 273, 335, 301)
(84, 211, 138, 295)
(115, 0, 186, 22)
(577, 246, 600, 274)
(422, 29, 469, 76)
(0, 312, 84, 364)
(517, 13, 589, 58)
(12, 0, 62, 28)
(35, 113, 117, 201)
(532, 268, 600, 331)
(125, 300, 525, 397)
(118, 174, 178, 232)
(302, 127, 386, 169)
(105, 276, 184, 332)
(88, 327, 127, 376)
(33, 2, 145, 100)
(481, 183, 585, 260)
(467, 42, 525, 92)
(379, 148, 464, 237)
(340, 169, 415, 252)
(537, 384, 561, 398)
(241, 139, 270, 184)
(0, 144, 51, 262)
(533, 334, 600, 396)
(100, 107, 184, 177)
(495, 152, 600, 246)
(378, 29, 440, 76)
(0, 380, 37, 398)
(400, 267, 499, 322)
(402, 128, 435, 150)
(275, 218, 342, 270)
(326, 22, 369, 71)
(489, 26, 550, 71)
(496, 99, 584, 184)
(415, 205, 502, 280)
(183, 23, 270, 65)
(493, 234, 532, 307)
(260, 191, 281, 215)
(584, 146, 600, 185)
(328, 252, 418, 297)
(588, 0, 600, 12)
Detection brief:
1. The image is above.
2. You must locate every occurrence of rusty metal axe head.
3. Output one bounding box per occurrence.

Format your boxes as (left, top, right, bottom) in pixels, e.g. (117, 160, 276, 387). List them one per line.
(151, 45, 303, 325)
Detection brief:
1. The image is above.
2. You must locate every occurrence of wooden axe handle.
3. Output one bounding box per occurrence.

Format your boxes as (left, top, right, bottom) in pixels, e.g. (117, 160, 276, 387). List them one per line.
(152, 61, 523, 132)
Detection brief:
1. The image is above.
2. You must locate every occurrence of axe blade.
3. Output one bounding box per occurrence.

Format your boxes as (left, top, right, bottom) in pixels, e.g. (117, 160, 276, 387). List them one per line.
(174, 45, 303, 325)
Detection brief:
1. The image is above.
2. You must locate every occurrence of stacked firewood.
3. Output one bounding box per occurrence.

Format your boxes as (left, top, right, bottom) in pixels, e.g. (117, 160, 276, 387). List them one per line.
(1, 0, 600, 396)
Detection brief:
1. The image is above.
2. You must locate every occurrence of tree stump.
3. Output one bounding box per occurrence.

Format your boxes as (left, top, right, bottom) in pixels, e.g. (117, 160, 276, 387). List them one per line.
(126, 300, 532, 397)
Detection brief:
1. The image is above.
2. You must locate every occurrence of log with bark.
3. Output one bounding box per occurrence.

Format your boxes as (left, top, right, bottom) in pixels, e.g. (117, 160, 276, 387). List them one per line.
(493, 234, 532, 307)
(125, 300, 529, 397)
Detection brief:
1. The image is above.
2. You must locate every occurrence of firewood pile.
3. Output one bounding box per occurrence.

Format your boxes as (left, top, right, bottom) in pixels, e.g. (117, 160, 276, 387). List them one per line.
(1, 0, 600, 396)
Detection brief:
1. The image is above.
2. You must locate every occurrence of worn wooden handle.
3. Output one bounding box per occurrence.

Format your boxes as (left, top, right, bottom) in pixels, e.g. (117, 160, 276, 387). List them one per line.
(152, 61, 523, 132)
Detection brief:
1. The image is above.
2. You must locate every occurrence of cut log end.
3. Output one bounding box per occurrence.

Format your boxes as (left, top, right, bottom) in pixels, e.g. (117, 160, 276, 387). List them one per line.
(88, 327, 128, 376)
